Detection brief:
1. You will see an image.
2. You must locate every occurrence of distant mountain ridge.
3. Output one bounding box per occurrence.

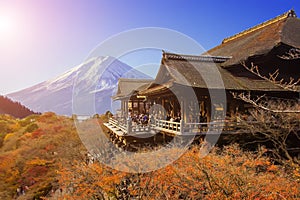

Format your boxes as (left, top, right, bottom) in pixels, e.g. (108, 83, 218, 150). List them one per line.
(8, 56, 151, 116)
(0, 95, 36, 118)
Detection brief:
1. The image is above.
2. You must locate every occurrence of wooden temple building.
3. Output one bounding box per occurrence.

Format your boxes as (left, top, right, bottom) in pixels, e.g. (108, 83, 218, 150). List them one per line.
(105, 10, 300, 137)
(113, 78, 153, 117)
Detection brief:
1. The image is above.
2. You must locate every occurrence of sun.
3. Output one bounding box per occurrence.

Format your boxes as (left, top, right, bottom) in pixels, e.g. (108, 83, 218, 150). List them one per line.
(0, 14, 15, 37)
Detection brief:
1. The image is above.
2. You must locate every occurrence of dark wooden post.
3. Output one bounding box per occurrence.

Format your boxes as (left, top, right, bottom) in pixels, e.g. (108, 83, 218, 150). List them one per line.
(180, 119, 184, 135)
(127, 118, 132, 135)
(121, 100, 124, 118)
(124, 99, 129, 120)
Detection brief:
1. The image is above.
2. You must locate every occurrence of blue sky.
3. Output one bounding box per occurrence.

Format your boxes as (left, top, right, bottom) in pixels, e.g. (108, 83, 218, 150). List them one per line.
(0, 0, 299, 94)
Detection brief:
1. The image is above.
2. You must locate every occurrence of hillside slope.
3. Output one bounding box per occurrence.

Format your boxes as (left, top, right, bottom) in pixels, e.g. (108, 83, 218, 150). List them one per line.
(0, 112, 85, 199)
(0, 113, 299, 199)
(0, 96, 36, 118)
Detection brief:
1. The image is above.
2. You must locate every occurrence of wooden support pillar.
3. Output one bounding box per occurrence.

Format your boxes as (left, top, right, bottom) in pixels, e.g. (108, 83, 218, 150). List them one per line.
(173, 135, 177, 143)
(180, 99, 184, 122)
(162, 99, 165, 115)
(206, 99, 211, 123)
(180, 119, 184, 135)
(127, 118, 132, 135)
(125, 100, 129, 119)
(181, 99, 185, 122)
(184, 98, 189, 123)
(120, 100, 124, 118)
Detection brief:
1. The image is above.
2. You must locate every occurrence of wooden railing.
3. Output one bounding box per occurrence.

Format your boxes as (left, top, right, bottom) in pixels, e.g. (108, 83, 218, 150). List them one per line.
(153, 119, 182, 133)
(108, 118, 127, 133)
(184, 121, 238, 134)
(131, 124, 151, 133)
(107, 118, 242, 136)
(109, 118, 151, 135)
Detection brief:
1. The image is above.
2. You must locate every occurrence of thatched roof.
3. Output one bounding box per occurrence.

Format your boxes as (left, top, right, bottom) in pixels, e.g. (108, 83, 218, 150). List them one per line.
(139, 52, 287, 95)
(113, 78, 153, 100)
(206, 10, 300, 67)
(119, 11, 300, 97)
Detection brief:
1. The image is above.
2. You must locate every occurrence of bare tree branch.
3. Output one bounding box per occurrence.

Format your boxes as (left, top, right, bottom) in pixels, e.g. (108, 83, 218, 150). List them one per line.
(241, 62, 300, 92)
(231, 92, 300, 113)
(278, 48, 300, 60)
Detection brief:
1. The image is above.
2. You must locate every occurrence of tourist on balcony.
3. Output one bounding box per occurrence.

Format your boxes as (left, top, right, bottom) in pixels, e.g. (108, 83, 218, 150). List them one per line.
(142, 114, 149, 126)
(166, 114, 171, 121)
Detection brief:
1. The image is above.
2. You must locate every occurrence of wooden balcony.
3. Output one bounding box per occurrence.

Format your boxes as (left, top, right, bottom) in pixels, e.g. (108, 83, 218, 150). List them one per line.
(104, 117, 242, 137)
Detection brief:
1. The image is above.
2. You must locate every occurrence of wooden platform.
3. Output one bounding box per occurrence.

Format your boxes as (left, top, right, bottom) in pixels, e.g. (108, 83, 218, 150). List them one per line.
(104, 118, 242, 137)
(103, 122, 126, 136)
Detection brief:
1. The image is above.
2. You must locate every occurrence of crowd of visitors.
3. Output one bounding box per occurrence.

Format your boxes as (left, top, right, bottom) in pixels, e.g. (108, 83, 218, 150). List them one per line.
(125, 110, 182, 127)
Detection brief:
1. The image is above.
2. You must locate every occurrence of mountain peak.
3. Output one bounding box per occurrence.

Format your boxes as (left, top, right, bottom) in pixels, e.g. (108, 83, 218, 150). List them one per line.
(8, 57, 151, 116)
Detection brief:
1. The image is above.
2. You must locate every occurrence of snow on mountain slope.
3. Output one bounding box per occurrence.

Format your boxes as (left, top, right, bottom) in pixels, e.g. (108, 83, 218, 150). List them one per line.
(8, 56, 152, 115)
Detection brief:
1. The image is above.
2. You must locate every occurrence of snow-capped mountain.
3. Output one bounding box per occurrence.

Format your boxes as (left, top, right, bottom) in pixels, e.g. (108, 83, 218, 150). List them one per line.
(8, 56, 151, 115)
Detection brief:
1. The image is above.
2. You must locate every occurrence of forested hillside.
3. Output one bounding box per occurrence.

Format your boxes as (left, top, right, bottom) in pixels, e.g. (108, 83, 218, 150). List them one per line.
(0, 112, 299, 199)
(0, 96, 37, 118)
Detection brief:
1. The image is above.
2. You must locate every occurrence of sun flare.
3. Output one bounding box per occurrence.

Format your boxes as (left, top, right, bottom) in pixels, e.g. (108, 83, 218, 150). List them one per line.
(0, 14, 15, 37)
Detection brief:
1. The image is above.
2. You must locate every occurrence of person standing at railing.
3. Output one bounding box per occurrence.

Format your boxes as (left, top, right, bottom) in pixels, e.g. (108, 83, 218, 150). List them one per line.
(174, 116, 180, 123)
(126, 113, 131, 121)
(170, 117, 175, 122)
(166, 114, 171, 121)
(142, 114, 149, 126)
(149, 114, 154, 125)
(170, 117, 176, 130)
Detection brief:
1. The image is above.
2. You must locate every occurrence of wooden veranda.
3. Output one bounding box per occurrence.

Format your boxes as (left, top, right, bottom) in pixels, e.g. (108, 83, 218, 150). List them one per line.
(104, 117, 242, 137)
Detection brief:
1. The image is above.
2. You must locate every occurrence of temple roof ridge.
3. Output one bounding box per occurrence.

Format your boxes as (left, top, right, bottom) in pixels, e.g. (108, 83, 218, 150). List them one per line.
(222, 9, 297, 44)
(162, 51, 231, 63)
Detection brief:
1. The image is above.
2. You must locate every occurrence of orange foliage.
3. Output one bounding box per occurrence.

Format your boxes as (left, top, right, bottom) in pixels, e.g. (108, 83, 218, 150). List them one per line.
(57, 144, 300, 199)
(31, 129, 45, 139)
(44, 144, 55, 152)
(0, 113, 299, 199)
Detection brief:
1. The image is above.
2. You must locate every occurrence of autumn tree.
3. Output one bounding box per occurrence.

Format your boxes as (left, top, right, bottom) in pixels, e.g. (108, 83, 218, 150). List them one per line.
(57, 145, 300, 199)
(232, 48, 300, 165)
